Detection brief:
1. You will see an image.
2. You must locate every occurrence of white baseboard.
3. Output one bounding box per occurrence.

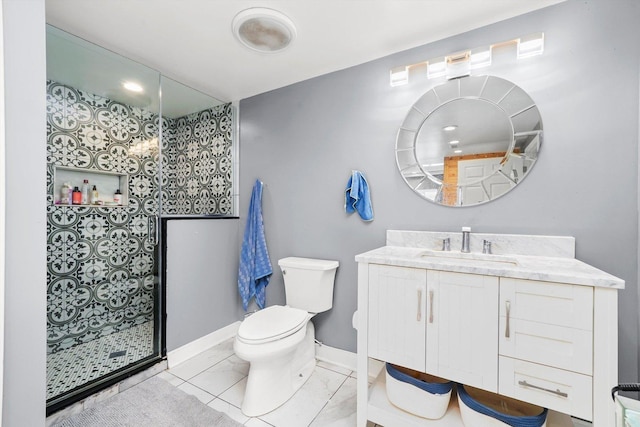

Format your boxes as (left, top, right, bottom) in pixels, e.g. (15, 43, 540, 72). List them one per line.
(315, 342, 357, 372)
(167, 321, 240, 368)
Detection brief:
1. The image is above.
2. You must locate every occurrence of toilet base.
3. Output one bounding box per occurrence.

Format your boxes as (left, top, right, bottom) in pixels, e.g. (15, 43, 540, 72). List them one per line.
(240, 321, 316, 417)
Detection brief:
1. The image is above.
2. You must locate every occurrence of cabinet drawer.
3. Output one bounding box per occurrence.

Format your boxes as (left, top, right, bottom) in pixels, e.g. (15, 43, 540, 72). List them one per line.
(499, 356, 592, 421)
(499, 317, 592, 375)
(500, 278, 593, 330)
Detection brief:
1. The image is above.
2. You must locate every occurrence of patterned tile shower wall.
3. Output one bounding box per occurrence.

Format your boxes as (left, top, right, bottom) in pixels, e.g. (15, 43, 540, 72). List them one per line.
(161, 104, 234, 215)
(46, 81, 235, 354)
(46, 80, 159, 355)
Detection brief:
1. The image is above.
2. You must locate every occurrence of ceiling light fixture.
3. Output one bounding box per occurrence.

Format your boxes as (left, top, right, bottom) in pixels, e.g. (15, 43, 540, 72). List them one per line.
(389, 32, 544, 86)
(232, 8, 296, 53)
(443, 125, 458, 132)
(449, 140, 460, 146)
(123, 81, 143, 93)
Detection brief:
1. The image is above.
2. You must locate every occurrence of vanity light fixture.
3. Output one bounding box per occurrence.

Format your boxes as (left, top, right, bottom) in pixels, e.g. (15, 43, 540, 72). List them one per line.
(517, 32, 544, 59)
(389, 32, 544, 86)
(426, 57, 446, 79)
(470, 46, 492, 69)
(123, 81, 143, 93)
(390, 66, 409, 87)
(232, 7, 296, 53)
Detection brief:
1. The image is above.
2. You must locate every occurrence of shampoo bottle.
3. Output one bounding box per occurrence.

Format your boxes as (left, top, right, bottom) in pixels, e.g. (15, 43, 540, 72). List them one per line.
(81, 179, 89, 205)
(60, 182, 71, 204)
(113, 189, 122, 205)
(72, 187, 82, 205)
(90, 185, 99, 204)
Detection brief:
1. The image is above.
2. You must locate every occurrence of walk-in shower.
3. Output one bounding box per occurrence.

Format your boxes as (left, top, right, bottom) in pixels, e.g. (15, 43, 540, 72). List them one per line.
(45, 26, 234, 412)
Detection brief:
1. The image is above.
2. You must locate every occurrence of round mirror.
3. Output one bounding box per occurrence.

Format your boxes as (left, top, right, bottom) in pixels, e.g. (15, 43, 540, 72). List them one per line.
(396, 75, 542, 206)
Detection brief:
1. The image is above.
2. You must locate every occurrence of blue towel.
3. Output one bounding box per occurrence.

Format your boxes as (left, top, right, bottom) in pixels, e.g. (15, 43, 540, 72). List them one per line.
(238, 179, 273, 311)
(345, 170, 374, 221)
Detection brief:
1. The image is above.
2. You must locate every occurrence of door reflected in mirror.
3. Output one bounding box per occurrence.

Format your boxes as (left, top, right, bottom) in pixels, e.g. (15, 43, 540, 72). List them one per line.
(396, 75, 542, 207)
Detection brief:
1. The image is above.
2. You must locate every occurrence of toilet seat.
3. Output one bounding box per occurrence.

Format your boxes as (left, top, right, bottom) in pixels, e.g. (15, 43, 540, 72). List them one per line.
(237, 305, 310, 344)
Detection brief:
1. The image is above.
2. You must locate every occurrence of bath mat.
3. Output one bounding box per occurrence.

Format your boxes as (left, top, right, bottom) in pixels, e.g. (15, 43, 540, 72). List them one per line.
(51, 376, 243, 427)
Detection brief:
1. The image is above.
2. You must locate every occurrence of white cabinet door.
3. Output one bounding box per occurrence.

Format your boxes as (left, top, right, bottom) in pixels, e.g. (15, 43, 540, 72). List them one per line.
(368, 264, 427, 372)
(426, 270, 499, 392)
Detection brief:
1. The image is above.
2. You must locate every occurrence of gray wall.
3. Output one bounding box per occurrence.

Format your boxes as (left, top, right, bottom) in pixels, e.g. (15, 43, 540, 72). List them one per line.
(239, 0, 640, 384)
(2, 0, 47, 425)
(166, 219, 241, 351)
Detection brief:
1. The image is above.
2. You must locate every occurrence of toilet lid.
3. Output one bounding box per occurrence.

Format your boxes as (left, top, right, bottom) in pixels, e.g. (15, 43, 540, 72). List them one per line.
(238, 305, 309, 343)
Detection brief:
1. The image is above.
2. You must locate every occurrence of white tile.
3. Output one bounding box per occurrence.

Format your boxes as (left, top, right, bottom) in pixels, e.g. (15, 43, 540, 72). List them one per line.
(218, 377, 247, 408)
(208, 398, 250, 424)
(317, 360, 352, 376)
(188, 355, 249, 396)
(259, 366, 348, 427)
(155, 370, 185, 387)
(168, 339, 235, 380)
(309, 377, 357, 427)
(178, 381, 216, 404)
(245, 417, 275, 426)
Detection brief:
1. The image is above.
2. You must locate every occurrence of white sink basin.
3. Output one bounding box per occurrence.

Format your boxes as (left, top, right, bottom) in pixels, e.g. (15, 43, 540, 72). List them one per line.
(417, 250, 519, 267)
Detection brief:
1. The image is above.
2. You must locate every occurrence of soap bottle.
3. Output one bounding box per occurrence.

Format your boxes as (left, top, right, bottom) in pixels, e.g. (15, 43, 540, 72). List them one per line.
(72, 187, 82, 205)
(113, 189, 123, 205)
(81, 179, 89, 205)
(90, 185, 99, 204)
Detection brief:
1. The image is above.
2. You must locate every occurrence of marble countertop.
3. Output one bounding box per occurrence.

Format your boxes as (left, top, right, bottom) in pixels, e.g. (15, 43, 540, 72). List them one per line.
(355, 245, 625, 289)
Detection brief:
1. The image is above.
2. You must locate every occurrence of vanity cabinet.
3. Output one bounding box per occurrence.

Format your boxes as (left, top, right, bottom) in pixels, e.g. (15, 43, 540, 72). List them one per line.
(356, 256, 619, 427)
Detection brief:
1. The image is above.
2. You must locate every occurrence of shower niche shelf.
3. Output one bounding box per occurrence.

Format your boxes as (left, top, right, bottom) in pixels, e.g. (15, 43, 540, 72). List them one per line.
(53, 166, 129, 207)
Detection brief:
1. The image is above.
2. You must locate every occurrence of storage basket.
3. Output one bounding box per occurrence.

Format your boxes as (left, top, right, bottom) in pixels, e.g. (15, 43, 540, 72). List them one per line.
(385, 363, 453, 419)
(457, 384, 547, 427)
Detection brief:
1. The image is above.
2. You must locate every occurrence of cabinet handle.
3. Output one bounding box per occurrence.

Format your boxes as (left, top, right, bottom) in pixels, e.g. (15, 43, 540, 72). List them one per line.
(505, 300, 511, 339)
(518, 380, 568, 398)
(428, 289, 434, 323)
(417, 289, 422, 321)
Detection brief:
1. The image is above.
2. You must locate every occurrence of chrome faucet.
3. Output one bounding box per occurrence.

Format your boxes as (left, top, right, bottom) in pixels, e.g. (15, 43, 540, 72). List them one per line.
(461, 227, 471, 253)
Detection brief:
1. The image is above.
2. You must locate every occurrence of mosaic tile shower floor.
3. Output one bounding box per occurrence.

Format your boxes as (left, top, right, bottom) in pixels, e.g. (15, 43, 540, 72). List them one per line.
(47, 321, 154, 400)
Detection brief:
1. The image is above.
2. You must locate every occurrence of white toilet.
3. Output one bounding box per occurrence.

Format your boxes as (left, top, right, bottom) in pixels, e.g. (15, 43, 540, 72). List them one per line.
(234, 257, 339, 417)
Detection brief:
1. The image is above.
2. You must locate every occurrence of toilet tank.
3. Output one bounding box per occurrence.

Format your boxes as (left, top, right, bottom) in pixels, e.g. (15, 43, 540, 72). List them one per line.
(278, 257, 339, 314)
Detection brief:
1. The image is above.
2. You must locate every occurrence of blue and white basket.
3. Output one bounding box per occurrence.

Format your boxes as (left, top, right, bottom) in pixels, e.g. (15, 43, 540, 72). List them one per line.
(385, 363, 454, 419)
(458, 384, 548, 427)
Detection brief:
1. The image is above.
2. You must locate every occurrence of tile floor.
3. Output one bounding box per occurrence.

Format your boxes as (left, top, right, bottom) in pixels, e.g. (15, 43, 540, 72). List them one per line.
(47, 321, 155, 400)
(156, 338, 593, 427)
(156, 337, 375, 427)
(48, 335, 593, 426)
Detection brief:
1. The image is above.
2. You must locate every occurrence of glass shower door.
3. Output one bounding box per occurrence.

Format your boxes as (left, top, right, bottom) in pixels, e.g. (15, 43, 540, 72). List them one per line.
(46, 25, 163, 409)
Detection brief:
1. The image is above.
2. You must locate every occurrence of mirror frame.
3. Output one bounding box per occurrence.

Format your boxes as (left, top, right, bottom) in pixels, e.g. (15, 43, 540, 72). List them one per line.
(395, 75, 543, 207)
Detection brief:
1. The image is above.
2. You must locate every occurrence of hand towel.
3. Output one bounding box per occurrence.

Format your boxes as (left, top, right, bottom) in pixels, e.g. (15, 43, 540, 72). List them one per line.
(345, 170, 374, 221)
(238, 179, 273, 310)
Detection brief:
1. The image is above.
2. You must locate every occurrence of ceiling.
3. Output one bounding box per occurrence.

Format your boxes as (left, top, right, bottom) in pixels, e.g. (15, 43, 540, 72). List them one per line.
(45, 0, 564, 103)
